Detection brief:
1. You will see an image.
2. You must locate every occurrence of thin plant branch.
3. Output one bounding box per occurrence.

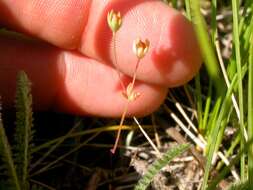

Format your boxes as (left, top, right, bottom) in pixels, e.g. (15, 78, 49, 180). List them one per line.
(112, 32, 126, 92)
(110, 102, 129, 154)
(133, 117, 161, 156)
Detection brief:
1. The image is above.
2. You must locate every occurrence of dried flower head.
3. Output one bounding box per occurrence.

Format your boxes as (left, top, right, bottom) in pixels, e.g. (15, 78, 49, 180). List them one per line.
(133, 38, 150, 59)
(107, 10, 122, 33)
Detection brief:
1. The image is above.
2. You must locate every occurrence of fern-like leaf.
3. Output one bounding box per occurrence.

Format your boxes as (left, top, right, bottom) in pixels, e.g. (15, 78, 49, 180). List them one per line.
(0, 103, 21, 190)
(13, 71, 34, 190)
(134, 143, 190, 190)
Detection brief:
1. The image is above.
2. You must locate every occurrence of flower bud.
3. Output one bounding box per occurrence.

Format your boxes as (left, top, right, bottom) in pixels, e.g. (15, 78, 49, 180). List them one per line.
(133, 38, 150, 59)
(107, 10, 122, 33)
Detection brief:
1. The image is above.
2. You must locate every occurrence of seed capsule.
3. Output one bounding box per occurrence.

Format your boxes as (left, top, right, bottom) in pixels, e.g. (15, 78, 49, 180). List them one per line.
(107, 10, 122, 33)
(133, 38, 150, 59)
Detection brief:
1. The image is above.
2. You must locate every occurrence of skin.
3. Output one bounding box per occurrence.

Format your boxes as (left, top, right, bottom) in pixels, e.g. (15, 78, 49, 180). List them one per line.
(0, 0, 202, 117)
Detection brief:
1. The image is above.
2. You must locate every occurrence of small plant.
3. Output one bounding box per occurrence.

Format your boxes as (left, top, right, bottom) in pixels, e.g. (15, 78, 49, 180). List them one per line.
(107, 10, 150, 154)
(134, 143, 190, 190)
(0, 71, 34, 190)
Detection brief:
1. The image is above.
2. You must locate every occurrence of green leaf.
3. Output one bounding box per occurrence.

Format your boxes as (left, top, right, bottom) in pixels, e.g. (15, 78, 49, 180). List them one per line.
(189, 0, 224, 95)
(13, 71, 34, 190)
(134, 143, 190, 190)
(0, 104, 21, 190)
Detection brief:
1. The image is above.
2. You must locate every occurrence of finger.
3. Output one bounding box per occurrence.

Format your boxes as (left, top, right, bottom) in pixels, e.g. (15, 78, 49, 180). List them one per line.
(0, 0, 202, 87)
(0, 32, 167, 117)
(82, 0, 202, 87)
(0, 0, 91, 48)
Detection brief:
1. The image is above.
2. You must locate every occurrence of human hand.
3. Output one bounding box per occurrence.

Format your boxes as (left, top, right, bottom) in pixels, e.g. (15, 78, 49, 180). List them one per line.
(0, 0, 201, 117)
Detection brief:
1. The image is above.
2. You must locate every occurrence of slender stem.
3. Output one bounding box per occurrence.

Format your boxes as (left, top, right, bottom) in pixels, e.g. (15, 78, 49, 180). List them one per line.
(30, 179, 56, 190)
(110, 101, 129, 154)
(131, 59, 140, 88)
(195, 74, 203, 132)
(202, 80, 212, 134)
(33, 125, 137, 153)
(232, 0, 246, 180)
(113, 32, 126, 92)
(211, 0, 217, 43)
(31, 132, 100, 176)
(111, 59, 141, 154)
(151, 114, 161, 148)
(31, 120, 80, 170)
(248, 29, 253, 186)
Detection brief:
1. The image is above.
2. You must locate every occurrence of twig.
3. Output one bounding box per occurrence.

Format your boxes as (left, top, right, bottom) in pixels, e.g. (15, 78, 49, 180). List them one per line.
(110, 102, 129, 154)
(133, 117, 161, 156)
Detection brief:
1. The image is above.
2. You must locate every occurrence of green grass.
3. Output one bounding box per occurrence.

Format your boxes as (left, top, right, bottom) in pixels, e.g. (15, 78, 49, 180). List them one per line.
(188, 0, 253, 189)
(0, 0, 253, 189)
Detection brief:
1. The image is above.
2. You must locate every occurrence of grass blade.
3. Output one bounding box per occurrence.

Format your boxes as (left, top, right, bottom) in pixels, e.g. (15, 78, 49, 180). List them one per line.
(248, 27, 253, 187)
(232, 0, 246, 180)
(202, 71, 241, 190)
(190, 0, 224, 94)
(0, 105, 21, 190)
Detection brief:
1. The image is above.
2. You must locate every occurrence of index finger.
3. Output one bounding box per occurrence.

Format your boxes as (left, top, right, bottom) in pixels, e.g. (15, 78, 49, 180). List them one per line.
(0, 0, 202, 87)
